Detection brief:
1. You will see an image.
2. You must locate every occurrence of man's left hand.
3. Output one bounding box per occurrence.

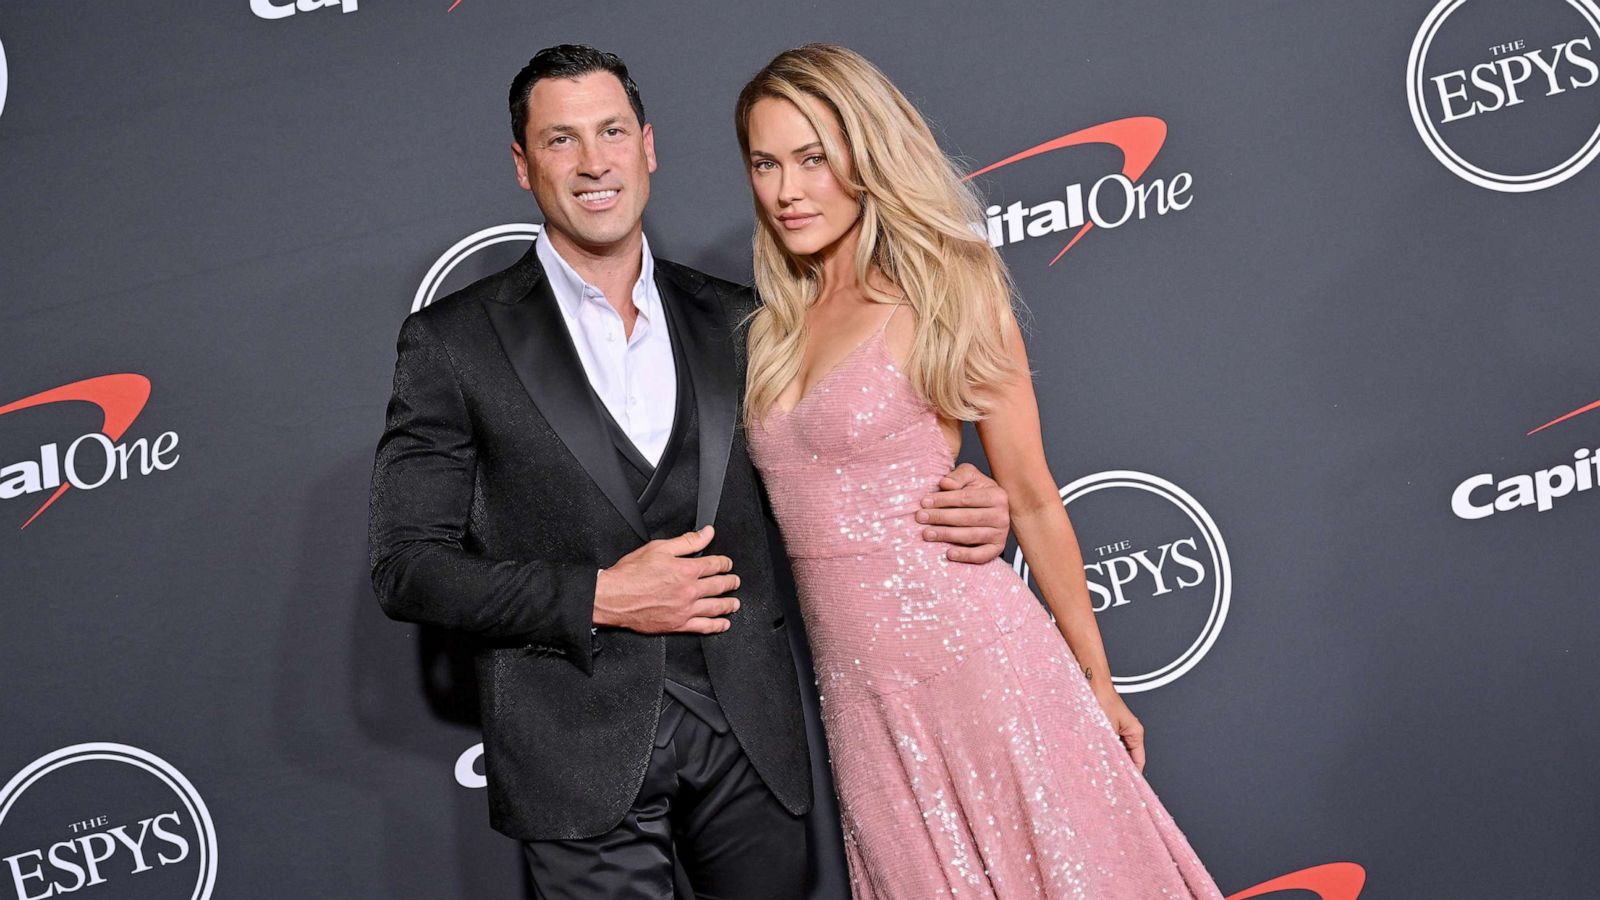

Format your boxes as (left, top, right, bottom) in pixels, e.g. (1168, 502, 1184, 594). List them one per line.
(917, 462, 1010, 564)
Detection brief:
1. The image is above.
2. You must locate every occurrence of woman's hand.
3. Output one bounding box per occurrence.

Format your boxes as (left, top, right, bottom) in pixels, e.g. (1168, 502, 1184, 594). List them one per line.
(1094, 688, 1146, 772)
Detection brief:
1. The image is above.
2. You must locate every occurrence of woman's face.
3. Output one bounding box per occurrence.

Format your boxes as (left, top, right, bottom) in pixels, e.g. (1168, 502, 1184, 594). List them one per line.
(745, 96, 861, 259)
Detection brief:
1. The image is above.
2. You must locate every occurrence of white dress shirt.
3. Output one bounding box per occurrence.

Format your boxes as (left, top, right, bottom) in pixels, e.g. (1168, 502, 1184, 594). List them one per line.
(537, 234, 678, 467)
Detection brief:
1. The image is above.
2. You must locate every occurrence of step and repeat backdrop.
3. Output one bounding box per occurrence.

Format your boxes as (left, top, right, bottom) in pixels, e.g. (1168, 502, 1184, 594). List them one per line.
(2, 1, 1597, 898)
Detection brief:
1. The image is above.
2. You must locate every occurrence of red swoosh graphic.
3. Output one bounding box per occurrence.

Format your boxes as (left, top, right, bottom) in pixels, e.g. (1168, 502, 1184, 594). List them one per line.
(1226, 862, 1366, 900)
(963, 116, 1168, 265)
(0, 373, 151, 529)
(1527, 397, 1600, 435)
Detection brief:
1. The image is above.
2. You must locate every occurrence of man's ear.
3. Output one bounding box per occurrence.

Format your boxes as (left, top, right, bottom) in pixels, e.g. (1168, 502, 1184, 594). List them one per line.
(512, 140, 532, 191)
(643, 123, 657, 174)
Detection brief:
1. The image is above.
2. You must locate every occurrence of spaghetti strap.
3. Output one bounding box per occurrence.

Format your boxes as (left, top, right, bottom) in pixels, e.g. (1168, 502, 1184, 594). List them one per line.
(876, 302, 904, 335)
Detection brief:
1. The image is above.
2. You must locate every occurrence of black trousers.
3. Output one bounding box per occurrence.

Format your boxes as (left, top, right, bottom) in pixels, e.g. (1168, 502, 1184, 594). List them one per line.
(523, 692, 807, 900)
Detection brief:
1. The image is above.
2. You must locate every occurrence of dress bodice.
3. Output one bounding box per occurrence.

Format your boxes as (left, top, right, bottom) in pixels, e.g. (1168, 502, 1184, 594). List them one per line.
(746, 329, 954, 560)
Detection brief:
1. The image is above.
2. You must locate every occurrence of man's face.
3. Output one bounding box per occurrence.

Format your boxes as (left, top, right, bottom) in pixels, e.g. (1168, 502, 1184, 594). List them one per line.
(513, 71, 656, 254)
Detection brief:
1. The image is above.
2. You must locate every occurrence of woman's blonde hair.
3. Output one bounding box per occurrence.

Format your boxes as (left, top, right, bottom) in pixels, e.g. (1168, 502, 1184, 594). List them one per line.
(734, 44, 1018, 429)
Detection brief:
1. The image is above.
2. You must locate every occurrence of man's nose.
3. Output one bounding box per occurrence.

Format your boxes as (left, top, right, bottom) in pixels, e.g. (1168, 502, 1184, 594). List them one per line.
(577, 142, 610, 180)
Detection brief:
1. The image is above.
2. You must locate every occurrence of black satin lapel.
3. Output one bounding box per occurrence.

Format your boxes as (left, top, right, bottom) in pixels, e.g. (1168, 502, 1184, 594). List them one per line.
(485, 276, 650, 541)
(659, 272, 737, 529)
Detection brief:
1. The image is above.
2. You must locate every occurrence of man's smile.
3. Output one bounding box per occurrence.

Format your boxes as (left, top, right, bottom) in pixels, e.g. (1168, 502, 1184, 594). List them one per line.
(575, 188, 621, 209)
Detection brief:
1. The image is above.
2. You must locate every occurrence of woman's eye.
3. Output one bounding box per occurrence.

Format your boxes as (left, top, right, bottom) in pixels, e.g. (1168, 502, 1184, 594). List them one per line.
(753, 160, 774, 172)
(803, 155, 826, 166)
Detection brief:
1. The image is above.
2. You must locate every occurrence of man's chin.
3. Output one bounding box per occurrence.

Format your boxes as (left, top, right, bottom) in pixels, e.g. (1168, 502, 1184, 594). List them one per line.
(549, 212, 630, 246)
(573, 233, 641, 256)
(544, 220, 630, 253)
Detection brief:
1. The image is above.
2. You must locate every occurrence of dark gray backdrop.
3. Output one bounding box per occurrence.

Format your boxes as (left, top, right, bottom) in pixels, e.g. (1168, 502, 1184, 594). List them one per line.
(3, 1, 1596, 898)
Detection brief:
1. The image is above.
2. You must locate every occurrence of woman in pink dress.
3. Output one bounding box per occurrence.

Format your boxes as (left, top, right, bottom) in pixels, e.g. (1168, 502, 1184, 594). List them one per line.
(735, 45, 1224, 899)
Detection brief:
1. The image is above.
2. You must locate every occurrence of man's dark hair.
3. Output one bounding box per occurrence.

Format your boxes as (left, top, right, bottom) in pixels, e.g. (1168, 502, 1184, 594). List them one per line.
(509, 44, 647, 146)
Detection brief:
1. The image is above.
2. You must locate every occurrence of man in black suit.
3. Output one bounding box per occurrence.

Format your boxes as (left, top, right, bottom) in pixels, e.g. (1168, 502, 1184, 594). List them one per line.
(369, 45, 1010, 899)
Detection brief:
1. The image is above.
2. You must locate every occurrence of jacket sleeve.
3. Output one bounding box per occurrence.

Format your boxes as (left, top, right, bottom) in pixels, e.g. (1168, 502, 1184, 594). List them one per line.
(368, 312, 598, 673)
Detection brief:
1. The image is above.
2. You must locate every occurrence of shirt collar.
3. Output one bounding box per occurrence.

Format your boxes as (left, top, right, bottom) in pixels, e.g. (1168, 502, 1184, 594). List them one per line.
(537, 231, 657, 322)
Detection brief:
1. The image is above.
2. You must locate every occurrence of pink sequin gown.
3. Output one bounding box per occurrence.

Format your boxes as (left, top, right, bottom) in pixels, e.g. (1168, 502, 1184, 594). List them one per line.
(746, 316, 1223, 899)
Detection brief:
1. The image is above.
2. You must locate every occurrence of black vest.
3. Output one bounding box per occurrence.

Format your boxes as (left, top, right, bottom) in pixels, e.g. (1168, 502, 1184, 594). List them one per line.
(589, 326, 716, 698)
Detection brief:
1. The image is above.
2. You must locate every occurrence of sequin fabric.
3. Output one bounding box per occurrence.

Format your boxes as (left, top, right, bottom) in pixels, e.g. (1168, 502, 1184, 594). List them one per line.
(747, 321, 1223, 899)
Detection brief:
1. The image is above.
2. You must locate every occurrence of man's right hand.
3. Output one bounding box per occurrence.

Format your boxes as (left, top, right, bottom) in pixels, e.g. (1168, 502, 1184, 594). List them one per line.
(593, 525, 741, 634)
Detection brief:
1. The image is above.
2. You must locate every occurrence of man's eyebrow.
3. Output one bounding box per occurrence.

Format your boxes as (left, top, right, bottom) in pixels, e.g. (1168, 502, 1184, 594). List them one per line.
(539, 116, 629, 137)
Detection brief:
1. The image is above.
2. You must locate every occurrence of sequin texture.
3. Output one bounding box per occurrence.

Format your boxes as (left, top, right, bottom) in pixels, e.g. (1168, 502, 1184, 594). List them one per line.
(748, 325, 1222, 899)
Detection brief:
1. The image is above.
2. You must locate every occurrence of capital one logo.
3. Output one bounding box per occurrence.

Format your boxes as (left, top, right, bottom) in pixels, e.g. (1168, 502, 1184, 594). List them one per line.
(0, 743, 217, 900)
(1408, 0, 1600, 191)
(1226, 863, 1365, 900)
(1452, 396, 1599, 519)
(413, 223, 542, 312)
(0, 375, 180, 530)
(1012, 470, 1230, 692)
(250, 0, 357, 20)
(964, 117, 1195, 266)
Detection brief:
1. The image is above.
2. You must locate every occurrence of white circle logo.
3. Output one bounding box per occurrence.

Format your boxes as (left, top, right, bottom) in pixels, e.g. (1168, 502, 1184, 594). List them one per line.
(0, 743, 217, 899)
(454, 743, 486, 790)
(1407, 0, 1600, 192)
(1012, 470, 1231, 693)
(1, 37, 9, 120)
(412, 223, 541, 312)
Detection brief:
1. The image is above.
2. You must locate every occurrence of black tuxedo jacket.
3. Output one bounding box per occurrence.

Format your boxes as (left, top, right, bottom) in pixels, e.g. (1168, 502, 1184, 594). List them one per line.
(369, 246, 811, 840)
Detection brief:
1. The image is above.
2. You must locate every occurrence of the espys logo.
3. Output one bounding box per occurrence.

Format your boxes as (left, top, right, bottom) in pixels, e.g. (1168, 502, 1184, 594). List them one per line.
(965, 116, 1194, 265)
(1012, 470, 1230, 693)
(250, 0, 357, 20)
(454, 743, 486, 790)
(1452, 396, 1599, 519)
(0, 375, 180, 530)
(0, 743, 217, 900)
(413, 223, 542, 312)
(1, 36, 9, 121)
(1408, 0, 1600, 192)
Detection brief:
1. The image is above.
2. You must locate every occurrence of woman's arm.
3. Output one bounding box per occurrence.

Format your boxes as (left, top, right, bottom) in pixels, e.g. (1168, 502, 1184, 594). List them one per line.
(974, 316, 1148, 769)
